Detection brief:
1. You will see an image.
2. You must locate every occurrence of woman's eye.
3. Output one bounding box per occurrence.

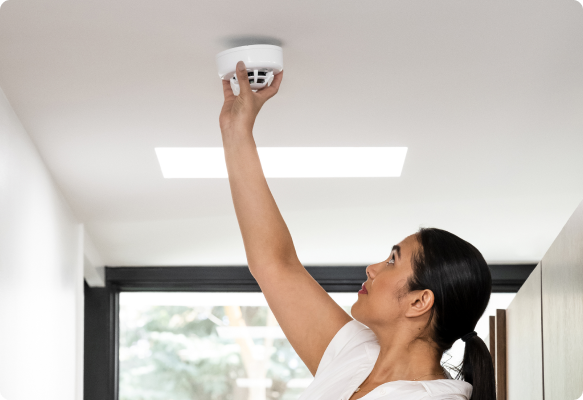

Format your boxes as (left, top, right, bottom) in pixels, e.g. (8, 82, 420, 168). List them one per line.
(387, 255, 395, 264)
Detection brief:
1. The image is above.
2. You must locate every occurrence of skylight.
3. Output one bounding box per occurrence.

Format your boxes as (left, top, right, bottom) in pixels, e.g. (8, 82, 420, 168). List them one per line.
(155, 147, 407, 178)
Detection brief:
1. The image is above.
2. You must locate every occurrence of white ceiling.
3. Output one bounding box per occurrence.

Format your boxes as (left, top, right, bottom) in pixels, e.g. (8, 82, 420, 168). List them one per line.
(1, 0, 582, 266)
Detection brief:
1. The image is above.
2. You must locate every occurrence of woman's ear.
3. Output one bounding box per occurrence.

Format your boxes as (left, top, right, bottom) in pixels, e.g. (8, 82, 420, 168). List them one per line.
(405, 289, 434, 318)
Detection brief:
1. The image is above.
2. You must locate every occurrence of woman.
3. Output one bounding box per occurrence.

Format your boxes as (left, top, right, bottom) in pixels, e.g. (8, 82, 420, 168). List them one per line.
(219, 61, 496, 400)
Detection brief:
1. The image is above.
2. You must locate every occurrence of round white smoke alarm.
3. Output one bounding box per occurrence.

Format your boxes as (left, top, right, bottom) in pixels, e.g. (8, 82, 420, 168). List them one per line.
(216, 44, 283, 96)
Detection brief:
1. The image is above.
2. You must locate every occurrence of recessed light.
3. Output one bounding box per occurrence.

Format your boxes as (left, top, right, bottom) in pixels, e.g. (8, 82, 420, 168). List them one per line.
(155, 147, 407, 178)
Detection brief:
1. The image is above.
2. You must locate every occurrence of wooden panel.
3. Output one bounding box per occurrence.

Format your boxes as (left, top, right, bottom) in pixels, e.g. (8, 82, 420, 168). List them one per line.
(542, 201, 583, 400)
(496, 309, 507, 400)
(506, 263, 543, 400)
(489, 315, 496, 365)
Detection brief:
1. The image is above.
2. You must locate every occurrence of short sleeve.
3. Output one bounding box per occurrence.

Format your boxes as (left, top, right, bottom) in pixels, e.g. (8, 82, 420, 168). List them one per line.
(315, 320, 377, 377)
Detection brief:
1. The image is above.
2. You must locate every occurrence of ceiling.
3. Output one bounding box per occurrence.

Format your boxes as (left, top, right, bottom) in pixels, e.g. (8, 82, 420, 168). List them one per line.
(1, 0, 582, 267)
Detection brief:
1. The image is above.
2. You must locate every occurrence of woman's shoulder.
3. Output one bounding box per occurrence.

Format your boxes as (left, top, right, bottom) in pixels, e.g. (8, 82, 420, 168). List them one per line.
(322, 319, 379, 359)
(333, 319, 377, 345)
(315, 320, 379, 377)
(419, 378, 473, 399)
(373, 379, 472, 400)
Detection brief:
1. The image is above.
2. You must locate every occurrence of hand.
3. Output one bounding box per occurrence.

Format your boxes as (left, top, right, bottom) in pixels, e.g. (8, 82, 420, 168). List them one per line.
(219, 61, 283, 137)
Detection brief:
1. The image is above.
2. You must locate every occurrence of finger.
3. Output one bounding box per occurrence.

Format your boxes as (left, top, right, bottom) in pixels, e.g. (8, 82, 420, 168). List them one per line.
(257, 70, 283, 101)
(222, 79, 235, 101)
(270, 70, 283, 90)
(235, 61, 252, 95)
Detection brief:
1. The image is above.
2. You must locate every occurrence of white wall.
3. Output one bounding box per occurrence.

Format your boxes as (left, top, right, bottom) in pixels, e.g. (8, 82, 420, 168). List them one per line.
(0, 87, 83, 400)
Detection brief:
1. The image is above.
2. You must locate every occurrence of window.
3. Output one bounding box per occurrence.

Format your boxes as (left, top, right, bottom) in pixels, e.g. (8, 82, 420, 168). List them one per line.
(119, 292, 356, 400)
(84, 265, 535, 400)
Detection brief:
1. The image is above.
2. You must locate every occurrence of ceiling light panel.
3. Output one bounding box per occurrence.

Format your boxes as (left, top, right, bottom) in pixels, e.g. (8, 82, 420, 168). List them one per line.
(155, 147, 407, 178)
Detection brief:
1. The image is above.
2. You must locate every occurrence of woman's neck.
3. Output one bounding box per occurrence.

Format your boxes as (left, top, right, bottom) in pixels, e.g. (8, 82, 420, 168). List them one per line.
(367, 327, 444, 384)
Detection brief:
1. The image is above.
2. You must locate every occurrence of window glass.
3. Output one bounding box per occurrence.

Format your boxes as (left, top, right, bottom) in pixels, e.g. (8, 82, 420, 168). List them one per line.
(119, 291, 514, 399)
(119, 292, 356, 400)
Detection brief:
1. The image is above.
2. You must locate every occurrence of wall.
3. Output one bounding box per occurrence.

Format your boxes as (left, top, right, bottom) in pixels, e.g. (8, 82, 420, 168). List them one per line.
(0, 87, 83, 400)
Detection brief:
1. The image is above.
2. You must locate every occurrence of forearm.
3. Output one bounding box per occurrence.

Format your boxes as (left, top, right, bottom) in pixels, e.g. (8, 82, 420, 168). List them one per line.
(222, 130, 300, 269)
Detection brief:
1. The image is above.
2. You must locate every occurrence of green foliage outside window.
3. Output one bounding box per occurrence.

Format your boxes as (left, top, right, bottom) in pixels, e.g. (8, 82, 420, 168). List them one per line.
(119, 304, 314, 400)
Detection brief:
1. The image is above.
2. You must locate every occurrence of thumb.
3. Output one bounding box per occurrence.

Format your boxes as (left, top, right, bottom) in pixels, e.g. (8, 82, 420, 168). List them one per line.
(235, 61, 252, 95)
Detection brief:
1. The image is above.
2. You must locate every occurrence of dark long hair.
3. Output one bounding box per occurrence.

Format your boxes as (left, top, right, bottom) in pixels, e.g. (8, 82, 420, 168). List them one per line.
(409, 228, 496, 400)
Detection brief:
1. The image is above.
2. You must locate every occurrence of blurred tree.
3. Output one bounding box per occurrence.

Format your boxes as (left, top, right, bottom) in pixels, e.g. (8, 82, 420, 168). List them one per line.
(119, 304, 313, 400)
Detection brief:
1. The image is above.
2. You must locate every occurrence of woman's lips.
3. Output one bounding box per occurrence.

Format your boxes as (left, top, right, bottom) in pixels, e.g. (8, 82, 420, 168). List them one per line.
(358, 283, 368, 295)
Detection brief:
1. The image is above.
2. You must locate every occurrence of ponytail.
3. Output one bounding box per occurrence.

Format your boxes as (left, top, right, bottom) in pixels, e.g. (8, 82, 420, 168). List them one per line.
(460, 334, 496, 400)
(410, 228, 496, 400)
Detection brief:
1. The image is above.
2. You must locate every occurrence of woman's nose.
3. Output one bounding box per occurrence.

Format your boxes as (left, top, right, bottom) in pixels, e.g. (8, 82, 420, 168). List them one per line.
(365, 263, 376, 279)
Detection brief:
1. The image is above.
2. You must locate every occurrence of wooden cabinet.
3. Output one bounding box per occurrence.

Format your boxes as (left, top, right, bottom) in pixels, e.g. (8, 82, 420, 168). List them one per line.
(504, 201, 583, 400)
(506, 263, 543, 400)
(541, 202, 583, 400)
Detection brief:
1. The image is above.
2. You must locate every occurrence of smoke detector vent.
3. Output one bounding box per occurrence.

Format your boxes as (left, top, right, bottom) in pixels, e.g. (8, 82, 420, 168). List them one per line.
(216, 45, 283, 96)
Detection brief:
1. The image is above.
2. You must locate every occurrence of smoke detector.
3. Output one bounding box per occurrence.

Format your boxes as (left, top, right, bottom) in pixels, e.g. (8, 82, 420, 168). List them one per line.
(216, 45, 283, 96)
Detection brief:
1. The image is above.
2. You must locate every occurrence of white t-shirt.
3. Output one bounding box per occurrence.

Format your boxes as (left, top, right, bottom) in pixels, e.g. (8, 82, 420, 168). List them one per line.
(297, 320, 473, 400)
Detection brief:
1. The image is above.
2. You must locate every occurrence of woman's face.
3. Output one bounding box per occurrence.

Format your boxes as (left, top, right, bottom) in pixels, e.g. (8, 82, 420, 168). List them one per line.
(351, 234, 420, 329)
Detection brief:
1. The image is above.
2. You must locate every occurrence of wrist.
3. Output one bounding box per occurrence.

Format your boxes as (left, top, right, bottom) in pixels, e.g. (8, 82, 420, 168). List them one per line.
(221, 128, 255, 147)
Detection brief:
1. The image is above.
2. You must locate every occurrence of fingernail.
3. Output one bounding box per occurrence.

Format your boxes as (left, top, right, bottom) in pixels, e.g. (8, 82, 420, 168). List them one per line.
(237, 61, 245, 71)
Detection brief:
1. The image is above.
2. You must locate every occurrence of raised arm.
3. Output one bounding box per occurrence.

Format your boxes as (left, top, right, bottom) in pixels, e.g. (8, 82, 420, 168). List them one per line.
(219, 62, 352, 375)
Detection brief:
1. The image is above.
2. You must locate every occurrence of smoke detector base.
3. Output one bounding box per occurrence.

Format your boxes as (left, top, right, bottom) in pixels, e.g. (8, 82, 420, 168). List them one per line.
(216, 45, 283, 96)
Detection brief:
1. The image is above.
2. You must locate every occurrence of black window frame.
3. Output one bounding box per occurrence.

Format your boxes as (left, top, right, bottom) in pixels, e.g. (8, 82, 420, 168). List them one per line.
(84, 264, 536, 400)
